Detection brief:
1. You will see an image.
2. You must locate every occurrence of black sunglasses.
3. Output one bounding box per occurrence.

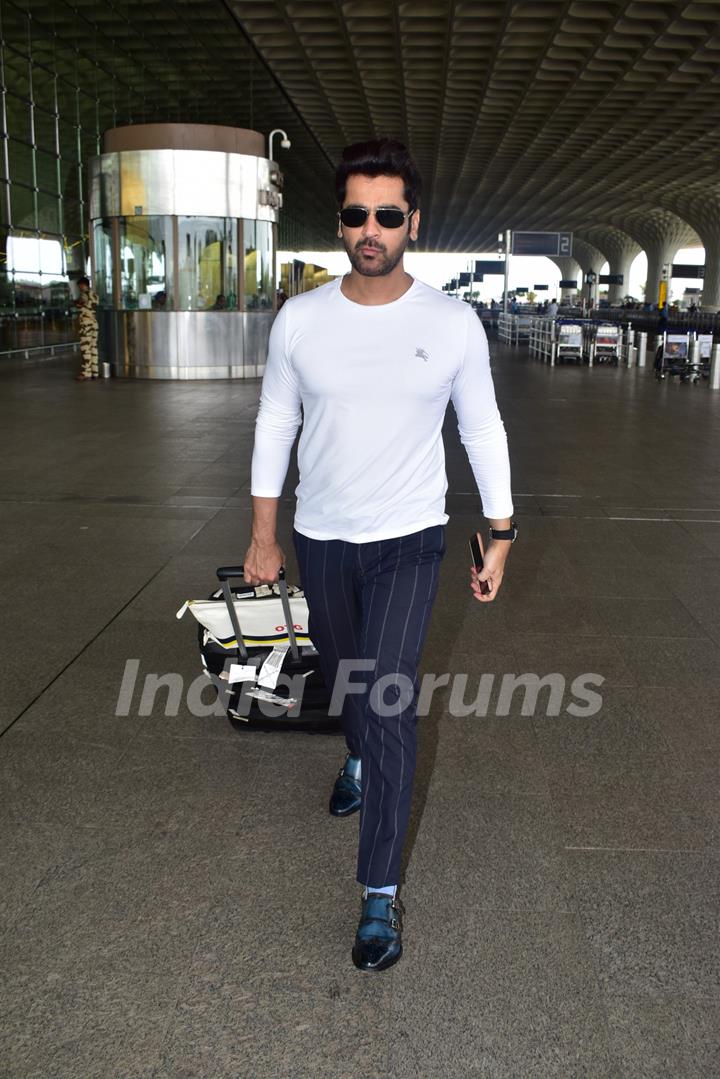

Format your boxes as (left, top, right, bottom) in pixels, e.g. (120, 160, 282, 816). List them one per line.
(338, 206, 415, 230)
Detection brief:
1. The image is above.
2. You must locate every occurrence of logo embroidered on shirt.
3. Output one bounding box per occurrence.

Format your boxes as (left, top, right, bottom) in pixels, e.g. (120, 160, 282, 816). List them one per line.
(415, 347, 429, 361)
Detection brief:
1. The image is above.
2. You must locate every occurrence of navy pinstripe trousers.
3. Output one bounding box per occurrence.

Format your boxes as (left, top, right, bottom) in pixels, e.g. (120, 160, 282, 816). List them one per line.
(293, 525, 445, 887)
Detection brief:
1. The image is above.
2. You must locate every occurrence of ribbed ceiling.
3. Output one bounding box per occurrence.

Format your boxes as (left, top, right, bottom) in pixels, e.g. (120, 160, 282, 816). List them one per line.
(3, 1, 719, 254)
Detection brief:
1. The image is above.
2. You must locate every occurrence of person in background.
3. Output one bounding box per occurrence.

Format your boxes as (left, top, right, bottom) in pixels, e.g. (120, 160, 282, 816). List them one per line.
(212, 294, 227, 310)
(657, 302, 669, 336)
(547, 298, 559, 319)
(75, 276, 100, 381)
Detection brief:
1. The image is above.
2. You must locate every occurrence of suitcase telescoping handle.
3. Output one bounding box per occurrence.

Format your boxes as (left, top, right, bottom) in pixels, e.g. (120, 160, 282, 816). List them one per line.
(215, 565, 300, 661)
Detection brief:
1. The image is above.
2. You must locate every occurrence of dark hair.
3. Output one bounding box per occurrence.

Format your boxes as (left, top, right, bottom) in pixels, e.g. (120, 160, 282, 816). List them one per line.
(78, 275, 90, 287)
(335, 139, 421, 210)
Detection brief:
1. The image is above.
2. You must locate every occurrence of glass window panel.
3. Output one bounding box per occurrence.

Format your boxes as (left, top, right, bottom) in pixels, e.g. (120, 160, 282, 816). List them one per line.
(10, 183, 36, 230)
(4, 90, 33, 143)
(55, 79, 79, 124)
(58, 119, 81, 163)
(31, 65, 58, 112)
(7, 233, 39, 276)
(32, 106, 58, 155)
(80, 128, 101, 162)
(178, 217, 235, 311)
(35, 149, 59, 195)
(64, 235, 86, 277)
(92, 220, 113, 307)
(36, 190, 61, 235)
(61, 161, 82, 203)
(244, 220, 274, 310)
(7, 138, 35, 187)
(225, 221, 238, 309)
(257, 221, 273, 309)
(63, 198, 82, 236)
(0, 183, 9, 228)
(0, 268, 16, 319)
(243, 219, 257, 309)
(118, 216, 172, 309)
(3, 52, 32, 105)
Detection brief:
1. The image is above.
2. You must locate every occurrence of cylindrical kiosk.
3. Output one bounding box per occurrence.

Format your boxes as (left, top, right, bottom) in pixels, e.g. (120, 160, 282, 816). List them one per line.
(88, 124, 283, 378)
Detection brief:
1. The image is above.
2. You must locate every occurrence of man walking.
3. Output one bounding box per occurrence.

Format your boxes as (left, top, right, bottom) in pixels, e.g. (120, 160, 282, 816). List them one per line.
(244, 139, 515, 971)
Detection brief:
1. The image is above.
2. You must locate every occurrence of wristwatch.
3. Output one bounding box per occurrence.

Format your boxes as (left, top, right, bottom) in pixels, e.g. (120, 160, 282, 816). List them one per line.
(489, 522, 518, 543)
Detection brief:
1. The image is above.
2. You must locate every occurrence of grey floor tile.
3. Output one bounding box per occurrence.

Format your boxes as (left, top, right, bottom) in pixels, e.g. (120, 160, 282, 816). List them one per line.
(569, 849, 720, 998)
(544, 760, 716, 852)
(634, 686, 720, 772)
(405, 791, 572, 914)
(385, 909, 618, 1079)
(604, 992, 720, 1078)
(618, 635, 720, 689)
(484, 593, 607, 637)
(592, 596, 706, 638)
(511, 634, 636, 689)
(2, 969, 174, 1079)
(155, 969, 391, 1079)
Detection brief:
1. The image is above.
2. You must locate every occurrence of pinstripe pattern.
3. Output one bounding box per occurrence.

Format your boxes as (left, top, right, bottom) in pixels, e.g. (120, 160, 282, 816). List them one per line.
(293, 525, 444, 887)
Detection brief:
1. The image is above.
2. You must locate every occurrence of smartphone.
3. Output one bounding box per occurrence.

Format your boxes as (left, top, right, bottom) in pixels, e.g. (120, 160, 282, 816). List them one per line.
(469, 532, 491, 595)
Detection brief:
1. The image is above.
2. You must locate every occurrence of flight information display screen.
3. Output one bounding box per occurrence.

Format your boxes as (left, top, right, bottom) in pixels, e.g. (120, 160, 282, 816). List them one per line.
(511, 231, 573, 256)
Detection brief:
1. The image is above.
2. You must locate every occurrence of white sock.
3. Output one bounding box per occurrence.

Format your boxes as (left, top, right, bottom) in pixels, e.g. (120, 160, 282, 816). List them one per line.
(363, 884, 396, 898)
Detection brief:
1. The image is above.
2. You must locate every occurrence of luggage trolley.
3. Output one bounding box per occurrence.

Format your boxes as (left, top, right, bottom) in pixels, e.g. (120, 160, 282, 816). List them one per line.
(654, 332, 691, 381)
(590, 323, 622, 365)
(555, 320, 584, 364)
(697, 334, 714, 382)
(178, 565, 336, 733)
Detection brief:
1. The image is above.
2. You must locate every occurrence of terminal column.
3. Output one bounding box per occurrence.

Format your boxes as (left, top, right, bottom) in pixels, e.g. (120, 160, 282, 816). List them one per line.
(572, 239, 605, 306)
(698, 229, 720, 310)
(551, 256, 582, 303)
(580, 227, 641, 305)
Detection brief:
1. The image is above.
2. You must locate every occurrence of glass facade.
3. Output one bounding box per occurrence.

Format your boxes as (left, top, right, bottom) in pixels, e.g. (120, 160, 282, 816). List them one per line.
(0, 2, 102, 355)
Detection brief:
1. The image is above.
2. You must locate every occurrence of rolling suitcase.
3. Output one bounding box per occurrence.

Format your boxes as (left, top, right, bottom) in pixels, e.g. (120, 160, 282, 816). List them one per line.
(178, 565, 338, 733)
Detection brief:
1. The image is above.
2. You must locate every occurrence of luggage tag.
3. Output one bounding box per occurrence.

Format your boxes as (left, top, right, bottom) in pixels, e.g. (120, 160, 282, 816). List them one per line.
(246, 686, 298, 709)
(257, 643, 290, 690)
(227, 663, 259, 684)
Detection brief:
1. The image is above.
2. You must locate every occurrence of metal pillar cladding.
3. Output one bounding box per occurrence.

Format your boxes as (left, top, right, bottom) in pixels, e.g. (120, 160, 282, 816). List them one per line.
(637, 332, 647, 368)
(503, 230, 510, 313)
(623, 323, 634, 366)
(710, 344, 720, 390)
(88, 123, 283, 379)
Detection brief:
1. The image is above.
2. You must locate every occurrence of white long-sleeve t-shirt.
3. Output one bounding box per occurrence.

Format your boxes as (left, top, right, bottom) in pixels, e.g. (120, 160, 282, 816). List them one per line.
(251, 277, 513, 543)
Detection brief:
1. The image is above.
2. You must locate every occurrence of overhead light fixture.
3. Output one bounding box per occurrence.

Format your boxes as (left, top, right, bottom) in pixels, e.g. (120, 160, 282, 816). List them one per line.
(268, 129, 291, 160)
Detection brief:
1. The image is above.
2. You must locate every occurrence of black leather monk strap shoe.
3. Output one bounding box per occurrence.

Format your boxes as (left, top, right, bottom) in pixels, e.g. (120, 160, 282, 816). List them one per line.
(352, 892, 404, 972)
(329, 753, 361, 817)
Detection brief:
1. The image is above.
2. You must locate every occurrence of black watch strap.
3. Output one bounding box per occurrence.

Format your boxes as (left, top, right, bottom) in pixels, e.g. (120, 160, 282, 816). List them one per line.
(489, 522, 518, 542)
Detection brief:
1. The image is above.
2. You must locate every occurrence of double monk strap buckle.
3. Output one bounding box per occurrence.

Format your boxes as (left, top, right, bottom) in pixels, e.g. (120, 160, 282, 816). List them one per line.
(352, 893, 404, 972)
(329, 754, 362, 817)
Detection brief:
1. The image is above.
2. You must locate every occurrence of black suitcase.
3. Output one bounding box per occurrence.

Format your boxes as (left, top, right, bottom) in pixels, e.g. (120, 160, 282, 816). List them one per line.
(188, 565, 338, 734)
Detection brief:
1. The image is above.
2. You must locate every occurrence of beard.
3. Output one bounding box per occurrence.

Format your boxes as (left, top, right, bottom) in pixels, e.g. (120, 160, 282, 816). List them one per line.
(344, 234, 408, 277)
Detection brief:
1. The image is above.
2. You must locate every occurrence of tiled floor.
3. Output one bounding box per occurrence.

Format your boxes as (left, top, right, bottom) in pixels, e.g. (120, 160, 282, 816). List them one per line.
(1, 346, 719, 1078)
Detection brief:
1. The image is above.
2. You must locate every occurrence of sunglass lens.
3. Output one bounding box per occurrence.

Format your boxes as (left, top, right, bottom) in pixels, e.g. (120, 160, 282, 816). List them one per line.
(375, 209, 406, 229)
(340, 207, 368, 228)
